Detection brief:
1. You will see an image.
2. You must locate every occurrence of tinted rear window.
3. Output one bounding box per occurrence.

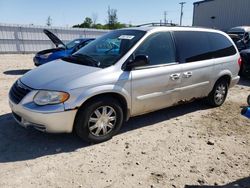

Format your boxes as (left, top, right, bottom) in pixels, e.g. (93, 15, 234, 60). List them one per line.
(174, 31, 212, 63)
(174, 31, 236, 63)
(208, 32, 237, 58)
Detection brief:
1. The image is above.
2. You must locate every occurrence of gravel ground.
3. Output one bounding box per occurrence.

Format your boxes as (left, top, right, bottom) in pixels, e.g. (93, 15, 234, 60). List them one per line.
(0, 54, 249, 188)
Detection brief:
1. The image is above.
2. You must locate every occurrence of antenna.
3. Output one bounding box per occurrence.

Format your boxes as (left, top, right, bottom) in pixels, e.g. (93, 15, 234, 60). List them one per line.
(179, 2, 186, 26)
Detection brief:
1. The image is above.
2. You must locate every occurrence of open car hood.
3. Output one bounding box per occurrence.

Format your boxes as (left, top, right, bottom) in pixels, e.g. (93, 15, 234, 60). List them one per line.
(44, 29, 66, 48)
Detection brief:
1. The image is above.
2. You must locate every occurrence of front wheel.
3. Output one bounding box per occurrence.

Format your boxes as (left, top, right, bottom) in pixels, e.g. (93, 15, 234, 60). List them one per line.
(207, 79, 228, 107)
(74, 97, 124, 143)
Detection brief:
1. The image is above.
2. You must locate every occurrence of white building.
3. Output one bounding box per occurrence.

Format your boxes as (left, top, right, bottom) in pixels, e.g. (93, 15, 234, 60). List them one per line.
(193, 0, 250, 31)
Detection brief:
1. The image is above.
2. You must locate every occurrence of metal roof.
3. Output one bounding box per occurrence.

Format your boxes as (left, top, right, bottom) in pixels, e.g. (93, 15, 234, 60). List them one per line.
(193, 0, 215, 5)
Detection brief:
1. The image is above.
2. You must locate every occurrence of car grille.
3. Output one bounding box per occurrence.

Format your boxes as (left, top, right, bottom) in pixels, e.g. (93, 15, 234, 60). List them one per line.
(9, 80, 31, 104)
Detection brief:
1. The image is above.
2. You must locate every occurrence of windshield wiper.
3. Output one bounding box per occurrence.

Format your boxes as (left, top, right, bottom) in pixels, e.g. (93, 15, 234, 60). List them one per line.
(72, 54, 101, 67)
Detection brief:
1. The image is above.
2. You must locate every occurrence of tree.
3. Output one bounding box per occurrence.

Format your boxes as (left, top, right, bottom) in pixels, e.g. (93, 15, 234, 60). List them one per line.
(107, 6, 118, 29)
(46, 16, 52, 26)
(72, 9, 130, 30)
(80, 17, 93, 28)
(91, 13, 98, 25)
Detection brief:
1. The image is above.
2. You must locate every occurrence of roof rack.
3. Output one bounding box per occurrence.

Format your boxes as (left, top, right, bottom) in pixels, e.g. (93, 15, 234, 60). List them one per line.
(136, 22, 177, 27)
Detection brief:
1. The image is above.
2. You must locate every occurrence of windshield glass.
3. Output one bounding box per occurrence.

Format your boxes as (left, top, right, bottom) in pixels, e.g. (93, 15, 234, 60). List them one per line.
(71, 30, 146, 68)
(65, 39, 82, 49)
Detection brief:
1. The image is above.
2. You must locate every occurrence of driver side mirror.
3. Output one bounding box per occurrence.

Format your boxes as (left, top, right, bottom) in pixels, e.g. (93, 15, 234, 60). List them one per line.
(125, 55, 149, 71)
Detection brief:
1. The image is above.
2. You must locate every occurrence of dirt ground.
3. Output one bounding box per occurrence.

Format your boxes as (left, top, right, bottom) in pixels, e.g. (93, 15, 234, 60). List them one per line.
(0, 54, 249, 188)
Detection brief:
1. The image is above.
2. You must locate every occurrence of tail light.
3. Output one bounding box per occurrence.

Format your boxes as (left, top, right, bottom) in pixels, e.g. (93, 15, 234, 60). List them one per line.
(238, 57, 242, 67)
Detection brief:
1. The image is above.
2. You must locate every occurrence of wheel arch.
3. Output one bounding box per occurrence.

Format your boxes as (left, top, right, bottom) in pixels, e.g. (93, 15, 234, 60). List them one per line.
(75, 91, 130, 122)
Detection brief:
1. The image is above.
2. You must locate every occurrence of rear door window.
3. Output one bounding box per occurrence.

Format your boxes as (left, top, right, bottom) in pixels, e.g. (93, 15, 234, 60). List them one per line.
(173, 31, 212, 63)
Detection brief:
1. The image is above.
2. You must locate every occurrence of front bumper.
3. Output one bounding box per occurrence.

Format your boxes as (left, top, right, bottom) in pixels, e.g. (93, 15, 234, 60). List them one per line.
(9, 98, 77, 133)
(33, 56, 48, 66)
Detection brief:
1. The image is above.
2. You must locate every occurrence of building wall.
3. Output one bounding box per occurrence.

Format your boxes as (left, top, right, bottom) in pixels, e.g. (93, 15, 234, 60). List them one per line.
(0, 23, 109, 54)
(193, 0, 250, 31)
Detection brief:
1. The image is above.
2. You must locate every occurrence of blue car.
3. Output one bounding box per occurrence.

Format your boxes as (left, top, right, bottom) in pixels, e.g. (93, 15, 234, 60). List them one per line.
(33, 29, 94, 66)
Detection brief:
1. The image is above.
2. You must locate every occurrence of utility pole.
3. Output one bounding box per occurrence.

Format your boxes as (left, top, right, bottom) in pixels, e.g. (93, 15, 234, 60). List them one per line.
(179, 2, 186, 26)
(164, 11, 167, 24)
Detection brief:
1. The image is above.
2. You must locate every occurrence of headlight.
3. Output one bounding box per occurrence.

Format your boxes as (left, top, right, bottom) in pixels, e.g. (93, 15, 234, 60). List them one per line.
(40, 52, 52, 58)
(34, 90, 69, 105)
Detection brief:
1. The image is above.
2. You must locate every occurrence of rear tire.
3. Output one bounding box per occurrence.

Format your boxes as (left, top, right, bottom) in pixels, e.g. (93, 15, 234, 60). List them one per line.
(207, 79, 228, 107)
(74, 97, 124, 143)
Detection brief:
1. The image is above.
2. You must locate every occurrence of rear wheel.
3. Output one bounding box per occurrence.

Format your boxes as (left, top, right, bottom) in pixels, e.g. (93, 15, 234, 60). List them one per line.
(74, 97, 124, 143)
(207, 79, 228, 107)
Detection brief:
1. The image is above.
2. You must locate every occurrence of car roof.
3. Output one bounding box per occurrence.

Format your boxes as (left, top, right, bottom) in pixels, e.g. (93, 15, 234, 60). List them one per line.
(228, 26, 250, 33)
(119, 26, 225, 34)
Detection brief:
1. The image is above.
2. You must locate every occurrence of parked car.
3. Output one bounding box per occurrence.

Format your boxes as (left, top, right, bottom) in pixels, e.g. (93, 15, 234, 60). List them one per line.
(228, 34, 247, 51)
(227, 26, 250, 46)
(9, 26, 240, 143)
(228, 27, 250, 76)
(33, 29, 94, 66)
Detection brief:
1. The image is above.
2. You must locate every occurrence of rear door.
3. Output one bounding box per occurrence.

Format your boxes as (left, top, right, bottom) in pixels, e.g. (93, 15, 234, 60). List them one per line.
(130, 32, 182, 116)
(173, 31, 214, 101)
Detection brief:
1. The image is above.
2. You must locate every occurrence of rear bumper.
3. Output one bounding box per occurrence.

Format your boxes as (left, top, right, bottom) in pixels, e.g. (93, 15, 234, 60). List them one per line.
(230, 76, 240, 88)
(9, 99, 77, 133)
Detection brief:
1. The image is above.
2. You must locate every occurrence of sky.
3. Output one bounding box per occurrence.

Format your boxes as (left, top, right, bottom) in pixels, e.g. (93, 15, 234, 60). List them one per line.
(0, 0, 198, 27)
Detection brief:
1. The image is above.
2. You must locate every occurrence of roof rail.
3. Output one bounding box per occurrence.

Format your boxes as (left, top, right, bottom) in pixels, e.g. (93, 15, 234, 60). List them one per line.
(136, 22, 177, 27)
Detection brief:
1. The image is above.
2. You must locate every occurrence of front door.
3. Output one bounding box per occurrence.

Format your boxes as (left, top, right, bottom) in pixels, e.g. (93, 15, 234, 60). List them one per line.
(130, 32, 182, 116)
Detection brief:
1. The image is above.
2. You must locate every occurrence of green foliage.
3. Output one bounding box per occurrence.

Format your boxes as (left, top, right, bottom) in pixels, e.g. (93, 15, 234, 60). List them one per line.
(72, 7, 130, 30)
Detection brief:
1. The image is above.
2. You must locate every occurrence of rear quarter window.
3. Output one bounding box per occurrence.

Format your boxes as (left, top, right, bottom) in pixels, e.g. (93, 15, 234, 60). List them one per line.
(174, 31, 237, 64)
(208, 32, 237, 58)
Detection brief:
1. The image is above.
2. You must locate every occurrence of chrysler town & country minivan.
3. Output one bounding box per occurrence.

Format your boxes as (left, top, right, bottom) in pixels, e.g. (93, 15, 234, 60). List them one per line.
(9, 26, 240, 143)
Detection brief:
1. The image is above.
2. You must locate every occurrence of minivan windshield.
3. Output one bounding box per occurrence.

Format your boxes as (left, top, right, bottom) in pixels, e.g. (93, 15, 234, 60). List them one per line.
(65, 30, 146, 68)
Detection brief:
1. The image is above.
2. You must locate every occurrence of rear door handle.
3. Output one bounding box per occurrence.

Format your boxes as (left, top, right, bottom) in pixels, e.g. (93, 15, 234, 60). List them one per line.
(183, 71, 192, 78)
(170, 73, 181, 80)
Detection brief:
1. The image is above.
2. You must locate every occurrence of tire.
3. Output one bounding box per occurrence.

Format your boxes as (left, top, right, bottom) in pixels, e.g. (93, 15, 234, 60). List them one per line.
(247, 95, 250, 106)
(207, 79, 228, 107)
(74, 97, 124, 143)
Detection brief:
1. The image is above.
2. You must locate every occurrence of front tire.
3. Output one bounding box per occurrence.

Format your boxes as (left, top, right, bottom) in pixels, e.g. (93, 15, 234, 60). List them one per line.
(207, 79, 228, 107)
(74, 97, 124, 143)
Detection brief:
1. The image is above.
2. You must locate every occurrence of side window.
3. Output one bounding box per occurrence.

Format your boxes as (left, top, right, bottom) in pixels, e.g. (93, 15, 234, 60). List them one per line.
(208, 33, 237, 58)
(134, 32, 176, 66)
(174, 31, 212, 63)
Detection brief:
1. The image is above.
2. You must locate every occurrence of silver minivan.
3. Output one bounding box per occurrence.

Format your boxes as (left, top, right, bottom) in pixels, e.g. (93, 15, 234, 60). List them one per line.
(9, 26, 240, 143)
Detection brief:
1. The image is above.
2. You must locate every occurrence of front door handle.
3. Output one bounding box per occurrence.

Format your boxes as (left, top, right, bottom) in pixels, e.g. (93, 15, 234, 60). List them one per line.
(170, 73, 181, 80)
(183, 71, 192, 78)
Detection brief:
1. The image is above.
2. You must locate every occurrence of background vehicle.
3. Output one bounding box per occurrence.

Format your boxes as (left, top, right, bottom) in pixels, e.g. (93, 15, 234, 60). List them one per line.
(9, 27, 240, 143)
(228, 27, 250, 76)
(228, 26, 250, 46)
(33, 29, 94, 66)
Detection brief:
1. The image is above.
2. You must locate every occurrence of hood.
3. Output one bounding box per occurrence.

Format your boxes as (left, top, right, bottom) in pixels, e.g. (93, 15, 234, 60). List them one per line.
(20, 60, 101, 91)
(44, 29, 66, 48)
(36, 47, 64, 55)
